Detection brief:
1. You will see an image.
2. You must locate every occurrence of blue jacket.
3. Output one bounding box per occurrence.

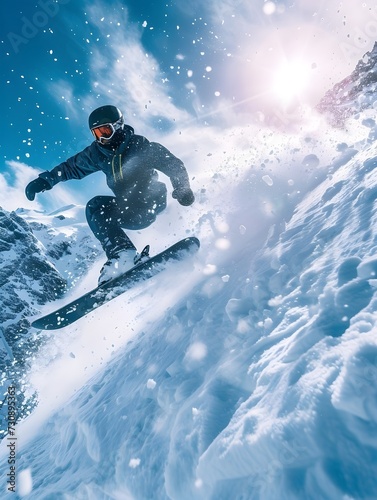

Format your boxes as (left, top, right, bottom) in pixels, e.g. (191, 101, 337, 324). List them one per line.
(40, 125, 191, 206)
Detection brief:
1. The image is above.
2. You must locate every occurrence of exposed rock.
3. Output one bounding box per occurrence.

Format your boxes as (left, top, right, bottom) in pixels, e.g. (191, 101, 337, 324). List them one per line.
(317, 42, 377, 125)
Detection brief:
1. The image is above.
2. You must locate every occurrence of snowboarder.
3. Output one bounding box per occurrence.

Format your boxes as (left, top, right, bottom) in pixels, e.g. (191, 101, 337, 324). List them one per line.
(25, 104, 195, 284)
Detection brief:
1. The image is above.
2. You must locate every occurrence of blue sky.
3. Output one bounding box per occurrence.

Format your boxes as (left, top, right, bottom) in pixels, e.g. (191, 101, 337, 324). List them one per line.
(1, 0, 376, 210)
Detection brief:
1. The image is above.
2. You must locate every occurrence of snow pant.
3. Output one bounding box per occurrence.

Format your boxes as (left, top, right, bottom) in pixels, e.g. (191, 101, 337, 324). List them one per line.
(86, 186, 167, 258)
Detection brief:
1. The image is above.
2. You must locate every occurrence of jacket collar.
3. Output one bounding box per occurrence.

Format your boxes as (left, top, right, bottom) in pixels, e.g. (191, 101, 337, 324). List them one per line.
(97, 124, 134, 154)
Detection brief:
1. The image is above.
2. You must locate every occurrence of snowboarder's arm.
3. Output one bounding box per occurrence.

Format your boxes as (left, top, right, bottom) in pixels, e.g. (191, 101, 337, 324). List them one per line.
(25, 144, 102, 200)
(39, 144, 102, 188)
(149, 142, 195, 206)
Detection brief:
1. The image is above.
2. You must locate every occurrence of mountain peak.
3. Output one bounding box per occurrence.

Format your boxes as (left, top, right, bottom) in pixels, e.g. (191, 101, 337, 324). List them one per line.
(317, 41, 377, 124)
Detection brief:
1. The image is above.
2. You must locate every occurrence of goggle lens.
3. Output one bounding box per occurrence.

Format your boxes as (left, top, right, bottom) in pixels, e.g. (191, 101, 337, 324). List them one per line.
(91, 124, 114, 140)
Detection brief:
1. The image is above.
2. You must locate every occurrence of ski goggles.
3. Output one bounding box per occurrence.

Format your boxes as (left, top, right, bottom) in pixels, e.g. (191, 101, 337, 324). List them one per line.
(91, 123, 117, 142)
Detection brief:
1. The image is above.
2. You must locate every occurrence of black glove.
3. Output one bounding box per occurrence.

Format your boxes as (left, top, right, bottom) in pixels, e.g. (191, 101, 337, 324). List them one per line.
(172, 187, 195, 206)
(25, 177, 51, 201)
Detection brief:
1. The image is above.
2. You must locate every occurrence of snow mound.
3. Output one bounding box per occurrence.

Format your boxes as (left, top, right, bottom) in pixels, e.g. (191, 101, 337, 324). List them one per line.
(0, 128, 375, 499)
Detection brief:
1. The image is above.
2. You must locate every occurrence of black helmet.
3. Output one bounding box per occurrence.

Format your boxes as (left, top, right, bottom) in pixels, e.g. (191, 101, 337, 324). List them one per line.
(89, 105, 124, 144)
(88, 105, 123, 129)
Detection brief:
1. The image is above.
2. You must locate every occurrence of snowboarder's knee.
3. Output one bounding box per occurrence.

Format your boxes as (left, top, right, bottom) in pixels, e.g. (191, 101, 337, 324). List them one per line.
(86, 196, 116, 217)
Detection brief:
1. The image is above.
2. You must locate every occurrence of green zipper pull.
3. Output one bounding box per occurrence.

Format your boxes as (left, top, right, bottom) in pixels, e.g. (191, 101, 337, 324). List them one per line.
(111, 154, 123, 182)
(119, 154, 123, 179)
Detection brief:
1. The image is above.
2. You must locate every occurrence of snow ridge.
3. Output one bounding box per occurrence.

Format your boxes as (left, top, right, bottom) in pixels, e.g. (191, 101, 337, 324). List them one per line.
(2, 137, 376, 498)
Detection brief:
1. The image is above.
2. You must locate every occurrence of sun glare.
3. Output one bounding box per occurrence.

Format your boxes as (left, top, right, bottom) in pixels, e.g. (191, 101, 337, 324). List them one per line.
(272, 60, 311, 106)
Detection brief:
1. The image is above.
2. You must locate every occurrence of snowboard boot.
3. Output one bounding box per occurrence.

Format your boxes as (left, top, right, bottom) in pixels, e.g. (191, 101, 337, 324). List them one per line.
(98, 247, 137, 285)
(134, 245, 150, 266)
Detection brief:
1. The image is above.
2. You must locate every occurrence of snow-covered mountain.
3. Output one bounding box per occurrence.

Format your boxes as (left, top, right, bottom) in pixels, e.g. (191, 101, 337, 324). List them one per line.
(0, 205, 100, 439)
(318, 41, 377, 126)
(2, 47, 377, 498)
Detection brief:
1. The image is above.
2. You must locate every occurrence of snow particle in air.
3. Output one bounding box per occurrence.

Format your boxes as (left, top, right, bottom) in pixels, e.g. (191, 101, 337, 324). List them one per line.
(302, 154, 320, 168)
(129, 458, 141, 468)
(263, 2, 276, 15)
(18, 469, 33, 496)
(203, 264, 217, 275)
(186, 341, 207, 361)
(215, 238, 231, 250)
(195, 478, 203, 489)
(262, 174, 273, 186)
(146, 378, 156, 389)
(215, 220, 229, 233)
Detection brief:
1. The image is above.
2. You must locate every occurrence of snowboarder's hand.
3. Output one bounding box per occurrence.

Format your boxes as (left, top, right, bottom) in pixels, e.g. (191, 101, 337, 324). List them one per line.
(25, 177, 51, 201)
(172, 187, 195, 206)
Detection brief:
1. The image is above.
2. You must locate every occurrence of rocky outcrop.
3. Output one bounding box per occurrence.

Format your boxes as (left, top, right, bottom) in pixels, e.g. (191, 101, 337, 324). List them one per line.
(0, 205, 99, 439)
(317, 42, 377, 125)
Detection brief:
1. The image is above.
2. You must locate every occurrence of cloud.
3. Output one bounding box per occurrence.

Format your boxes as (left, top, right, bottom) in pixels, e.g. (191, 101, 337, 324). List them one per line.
(79, 2, 192, 133)
(44, 2, 193, 138)
(0, 161, 42, 212)
(0, 161, 78, 213)
(45, 0, 376, 135)
(44, 0, 377, 135)
(47, 80, 83, 122)
(173, 0, 377, 117)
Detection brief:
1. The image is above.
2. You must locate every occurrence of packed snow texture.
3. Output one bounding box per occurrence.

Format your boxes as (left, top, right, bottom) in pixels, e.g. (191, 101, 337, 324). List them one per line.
(0, 110, 377, 499)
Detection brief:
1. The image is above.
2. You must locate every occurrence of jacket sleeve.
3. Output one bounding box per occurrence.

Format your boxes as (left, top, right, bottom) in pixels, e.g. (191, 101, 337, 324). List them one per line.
(147, 142, 191, 191)
(39, 143, 102, 188)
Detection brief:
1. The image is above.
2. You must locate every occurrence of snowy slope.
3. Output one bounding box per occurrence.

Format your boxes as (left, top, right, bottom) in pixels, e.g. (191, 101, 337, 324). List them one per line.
(1, 117, 377, 499)
(2, 44, 377, 497)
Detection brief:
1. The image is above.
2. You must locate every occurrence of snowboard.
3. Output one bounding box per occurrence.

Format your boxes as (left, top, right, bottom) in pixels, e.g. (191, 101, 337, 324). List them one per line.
(31, 236, 200, 330)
